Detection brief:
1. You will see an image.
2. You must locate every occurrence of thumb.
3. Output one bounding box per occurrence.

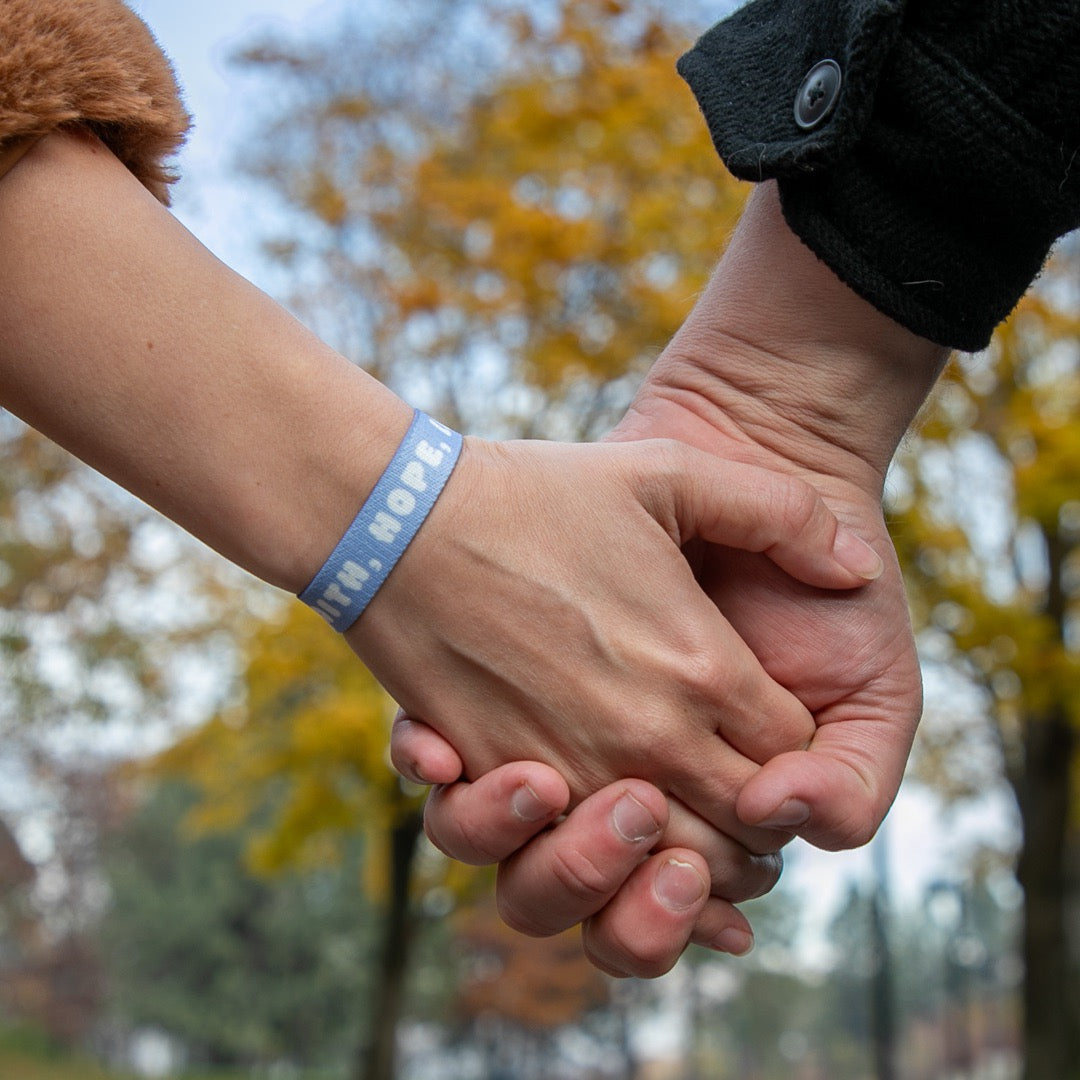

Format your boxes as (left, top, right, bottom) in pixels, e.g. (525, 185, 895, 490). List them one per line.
(735, 720, 912, 851)
(655, 445, 884, 589)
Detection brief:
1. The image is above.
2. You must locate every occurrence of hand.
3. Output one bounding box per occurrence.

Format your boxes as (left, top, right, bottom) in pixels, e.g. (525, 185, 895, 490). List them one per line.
(395, 351, 918, 972)
(393, 720, 768, 978)
(601, 181, 948, 849)
(392, 182, 945, 973)
(353, 435, 882, 852)
(609, 395, 920, 848)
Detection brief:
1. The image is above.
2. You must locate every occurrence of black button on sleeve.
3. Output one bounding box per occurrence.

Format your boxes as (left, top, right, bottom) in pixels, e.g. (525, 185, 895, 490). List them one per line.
(794, 59, 842, 130)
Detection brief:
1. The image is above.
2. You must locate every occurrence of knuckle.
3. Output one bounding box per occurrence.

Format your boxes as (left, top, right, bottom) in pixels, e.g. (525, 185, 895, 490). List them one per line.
(684, 651, 761, 731)
(774, 476, 822, 539)
(680, 644, 730, 700)
(620, 717, 676, 769)
(425, 797, 499, 866)
(497, 893, 556, 938)
(619, 438, 691, 513)
(549, 847, 617, 906)
(750, 707, 816, 761)
(640, 436, 689, 470)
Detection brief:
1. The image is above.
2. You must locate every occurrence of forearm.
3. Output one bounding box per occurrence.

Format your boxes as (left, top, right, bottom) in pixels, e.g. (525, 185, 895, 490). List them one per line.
(0, 131, 412, 591)
(620, 182, 950, 491)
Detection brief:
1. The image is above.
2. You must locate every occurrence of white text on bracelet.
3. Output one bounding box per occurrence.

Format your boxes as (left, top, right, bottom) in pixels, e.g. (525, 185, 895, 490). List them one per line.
(312, 431, 456, 624)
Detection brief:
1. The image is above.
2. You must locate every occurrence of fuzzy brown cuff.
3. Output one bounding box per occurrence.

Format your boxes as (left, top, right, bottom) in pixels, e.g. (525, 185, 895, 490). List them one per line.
(0, 0, 191, 204)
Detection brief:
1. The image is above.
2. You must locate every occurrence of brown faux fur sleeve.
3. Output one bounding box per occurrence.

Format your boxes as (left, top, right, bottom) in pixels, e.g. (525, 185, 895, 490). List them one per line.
(0, 0, 191, 204)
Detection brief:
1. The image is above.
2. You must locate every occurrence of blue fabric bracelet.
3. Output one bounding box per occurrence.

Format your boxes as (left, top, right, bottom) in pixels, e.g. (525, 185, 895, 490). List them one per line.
(299, 409, 463, 633)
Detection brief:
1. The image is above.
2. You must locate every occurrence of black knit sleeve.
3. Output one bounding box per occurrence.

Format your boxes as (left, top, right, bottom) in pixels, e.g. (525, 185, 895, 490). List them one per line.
(678, 0, 1080, 351)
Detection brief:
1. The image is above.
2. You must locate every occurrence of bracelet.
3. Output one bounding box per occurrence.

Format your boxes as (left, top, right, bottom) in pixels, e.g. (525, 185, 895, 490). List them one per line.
(299, 409, 463, 632)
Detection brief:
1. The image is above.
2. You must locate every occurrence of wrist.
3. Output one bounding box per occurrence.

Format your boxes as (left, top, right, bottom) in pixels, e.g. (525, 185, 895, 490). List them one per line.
(619, 184, 949, 495)
(252, 370, 418, 594)
(297, 409, 463, 629)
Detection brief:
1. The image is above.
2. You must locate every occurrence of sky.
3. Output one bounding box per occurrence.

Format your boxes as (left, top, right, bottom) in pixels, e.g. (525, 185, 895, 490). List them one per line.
(120, 0, 1021, 935)
(128, 0, 350, 278)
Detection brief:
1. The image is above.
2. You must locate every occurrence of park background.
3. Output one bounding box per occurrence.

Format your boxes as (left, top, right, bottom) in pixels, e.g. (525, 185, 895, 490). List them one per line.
(0, 1, 1076, 1078)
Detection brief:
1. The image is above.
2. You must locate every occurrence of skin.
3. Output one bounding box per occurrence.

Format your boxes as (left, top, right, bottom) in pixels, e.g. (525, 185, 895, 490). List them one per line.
(399, 182, 950, 976)
(0, 132, 884, 979)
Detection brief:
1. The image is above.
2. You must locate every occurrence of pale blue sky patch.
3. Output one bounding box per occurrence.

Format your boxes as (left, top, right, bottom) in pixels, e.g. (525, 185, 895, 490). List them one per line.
(129, 0, 350, 278)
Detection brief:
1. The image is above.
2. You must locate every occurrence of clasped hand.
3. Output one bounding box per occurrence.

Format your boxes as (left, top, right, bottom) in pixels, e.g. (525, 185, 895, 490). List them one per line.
(383, 185, 932, 977)
(350, 430, 904, 976)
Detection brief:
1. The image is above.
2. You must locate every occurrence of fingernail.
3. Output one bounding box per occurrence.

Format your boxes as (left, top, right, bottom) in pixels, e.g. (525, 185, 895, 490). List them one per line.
(758, 798, 811, 829)
(511, 783, 552, 823)
(712, 928, 755, 956)
(833, 529, 884, 580)
(612, 792, 661, 843)
(403, 761, 430, 785)
(655, 859, 708, 912)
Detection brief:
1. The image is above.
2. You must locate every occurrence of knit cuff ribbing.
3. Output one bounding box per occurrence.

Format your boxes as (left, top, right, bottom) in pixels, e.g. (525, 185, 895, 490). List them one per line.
(679, 0, 1080, 351)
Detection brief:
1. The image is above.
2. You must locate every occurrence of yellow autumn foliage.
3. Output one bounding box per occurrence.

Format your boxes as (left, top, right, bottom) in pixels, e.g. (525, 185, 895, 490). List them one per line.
(238, 0, 748, 431)
(152, 602, 419, 892)
(371, 6, 746, 394)
(894, 263, 1080, 824)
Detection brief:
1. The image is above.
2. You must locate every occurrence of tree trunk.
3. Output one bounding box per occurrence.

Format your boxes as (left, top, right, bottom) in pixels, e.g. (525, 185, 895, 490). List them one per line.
(1012, 528, 1080, 1080)
(359, 809, 424, 1080)
(1015, 708, 1077, 1080)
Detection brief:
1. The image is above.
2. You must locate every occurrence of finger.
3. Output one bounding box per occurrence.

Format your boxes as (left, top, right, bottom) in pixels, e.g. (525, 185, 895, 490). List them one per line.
(581, 850, 711, 979)
(689, 898, 756, 957)
(736, 713, 913, 850)
(663, 799, 784, 902)
(390, 711, 464, 785)
(663, 735, 798, 853)
(643, 442, 884, 588)
(634, 592, 816, 775)
(496, 780, 667, 938)
(424, 763, 570, 864)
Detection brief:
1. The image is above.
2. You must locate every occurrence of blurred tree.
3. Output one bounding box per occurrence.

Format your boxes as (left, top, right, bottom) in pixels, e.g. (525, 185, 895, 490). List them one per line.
(0, 423, 149, 737)
(0, 813, 36, 949)
(151, 602, 440, 1080)
(176, 2, 751, 1075)
(0, 767, 124, 1050)
(231, 0, 749, 441)
(455, 895, 609, 1028)
(453, 895, 610, 1079)
(826, 885, 877, 1052)
(0, 412, 257, 1058)
(0, 812, 40, 1032)
(102, 779, 376, 1070)
(0, 419, 237, 750)
(892, 261, 1080, 1079)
